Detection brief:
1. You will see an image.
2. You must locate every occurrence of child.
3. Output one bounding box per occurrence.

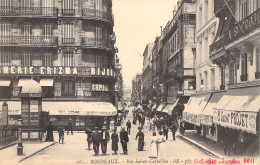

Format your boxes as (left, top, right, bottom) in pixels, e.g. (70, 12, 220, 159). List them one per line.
(58, 127, 65, 144)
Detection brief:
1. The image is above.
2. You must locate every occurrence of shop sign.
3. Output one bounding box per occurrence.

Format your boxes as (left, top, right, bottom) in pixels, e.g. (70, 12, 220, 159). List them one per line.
(0, 66, 78, 75)
(91, 68, 114, 77)
(201, 115, 213, 126)
(58, 110, 80, 115)
(213, 109, 257, 134)
(183, 112, 200, 126)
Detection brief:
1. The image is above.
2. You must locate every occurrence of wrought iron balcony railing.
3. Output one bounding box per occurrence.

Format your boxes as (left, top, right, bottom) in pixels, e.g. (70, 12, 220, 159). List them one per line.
(0, 6, 58, 17)
(0, 36, 58, 46)
(81, 37, 110, 49)
(82, 8, 113, 24)
(62, 38, 75, 44)
(61, 9, 75, 16)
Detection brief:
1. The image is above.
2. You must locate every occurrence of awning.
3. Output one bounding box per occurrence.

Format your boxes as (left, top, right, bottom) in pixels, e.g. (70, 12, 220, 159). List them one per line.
(40, 78, 54, 86)
(156, 104, 165, 112)
(183, 93, 211, 126)
(165, 98, 179, 115)
(201, 92, 225, 126)
(0, 79, 11, 86)
(0, 101, 21, 115)
(42, 101, 117, 116)
(213, 86, 260, 134)
(17, 78, 31, 86)
(152, 104, 157, 110)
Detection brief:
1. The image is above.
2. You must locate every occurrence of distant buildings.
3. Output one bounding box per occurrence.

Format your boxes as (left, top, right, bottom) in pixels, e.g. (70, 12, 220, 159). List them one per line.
(131, 74, 142, 105)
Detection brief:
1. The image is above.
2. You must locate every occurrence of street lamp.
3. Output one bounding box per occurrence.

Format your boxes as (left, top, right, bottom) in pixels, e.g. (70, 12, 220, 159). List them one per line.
(17, 119, 23, 155)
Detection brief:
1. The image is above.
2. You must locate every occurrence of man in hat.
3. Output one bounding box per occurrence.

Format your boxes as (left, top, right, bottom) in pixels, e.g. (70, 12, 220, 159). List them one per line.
(100, 126, 110, 155)
(67, 118, 73, 135)
(92, 127, 101, 156)
(120, 127, 129, 154)
(126, 120, 131, 135)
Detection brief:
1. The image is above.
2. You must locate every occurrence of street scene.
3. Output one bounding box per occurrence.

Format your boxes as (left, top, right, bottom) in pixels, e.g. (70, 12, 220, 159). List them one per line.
(0, 0, 260, 165)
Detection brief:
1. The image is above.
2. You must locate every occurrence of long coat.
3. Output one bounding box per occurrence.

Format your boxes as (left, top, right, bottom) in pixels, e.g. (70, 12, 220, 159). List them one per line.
(136, 131, 144, 150)
(111, 133, 119, 151)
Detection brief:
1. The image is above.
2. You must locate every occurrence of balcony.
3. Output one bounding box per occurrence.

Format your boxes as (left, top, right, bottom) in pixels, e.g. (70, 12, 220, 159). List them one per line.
(61, 9, 75, 16)
(240, 74, 248, 82)
(81, 37, 110, 49)
(62, 38, 75, 44)
(54, 90, 111, 99)
(0, 6, 57, 18)
(82, 8, 113, 25)
(0, 36, 58, 47)
(0, 66, 115, 78)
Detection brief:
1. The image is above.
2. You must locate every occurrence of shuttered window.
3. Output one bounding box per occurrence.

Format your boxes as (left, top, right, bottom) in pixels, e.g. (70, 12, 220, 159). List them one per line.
(0, 51, 11, 66)
(63, 52, 74, 66)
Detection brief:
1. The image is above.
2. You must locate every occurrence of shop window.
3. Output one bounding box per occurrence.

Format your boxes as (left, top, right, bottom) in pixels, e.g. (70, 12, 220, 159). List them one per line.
(0, 51, 11, 66)
(75, 117, 85, 127)
(241, 53, 248, 81)
(61, 81, 75, 96)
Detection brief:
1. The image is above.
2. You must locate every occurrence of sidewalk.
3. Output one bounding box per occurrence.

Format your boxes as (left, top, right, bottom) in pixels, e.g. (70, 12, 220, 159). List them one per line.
(178, 130, 258, 159)
(0, 141, 56, 164)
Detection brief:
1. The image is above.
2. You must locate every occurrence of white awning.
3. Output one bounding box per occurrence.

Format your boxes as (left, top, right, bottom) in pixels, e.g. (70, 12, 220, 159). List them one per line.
(157, 104, 165, 112)
(0, 101, 21, 115)
(42, 101, 117, 116)
(40, 78, 54, 87)
(17, 78, 31, 86)
(152, 104, 157, 110)
(0, 79, 11, 86)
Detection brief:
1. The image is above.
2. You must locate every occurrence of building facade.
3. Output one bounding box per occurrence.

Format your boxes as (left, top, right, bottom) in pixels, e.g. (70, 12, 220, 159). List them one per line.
(142, 43, 154, 104)
(131, 74, 142, 105)
(0, 0, 117, 130)
(208, 0, 260, 150)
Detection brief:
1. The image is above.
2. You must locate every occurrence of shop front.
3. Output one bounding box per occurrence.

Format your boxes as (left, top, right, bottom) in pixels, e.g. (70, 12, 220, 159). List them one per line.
(213, 86, 260, 154)
(42, 101, 117, 131)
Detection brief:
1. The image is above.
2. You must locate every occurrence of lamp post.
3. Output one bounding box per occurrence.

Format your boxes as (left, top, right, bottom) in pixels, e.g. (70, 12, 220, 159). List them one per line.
(17, 119, 23, 155)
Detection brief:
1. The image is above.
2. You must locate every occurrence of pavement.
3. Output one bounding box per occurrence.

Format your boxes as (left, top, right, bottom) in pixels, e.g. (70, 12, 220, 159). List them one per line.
(0, 140, 56, 165)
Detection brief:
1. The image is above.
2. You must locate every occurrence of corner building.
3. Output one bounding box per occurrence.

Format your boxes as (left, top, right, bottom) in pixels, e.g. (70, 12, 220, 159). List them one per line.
(0, 0, 117, 130)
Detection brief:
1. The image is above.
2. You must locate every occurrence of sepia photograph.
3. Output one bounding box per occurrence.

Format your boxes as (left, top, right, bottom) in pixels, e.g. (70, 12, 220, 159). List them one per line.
(0, 0, 259, 164)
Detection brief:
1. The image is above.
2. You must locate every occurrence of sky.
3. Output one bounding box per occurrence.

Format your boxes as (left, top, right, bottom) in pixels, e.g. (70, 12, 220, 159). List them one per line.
(113, 0, 178, 88)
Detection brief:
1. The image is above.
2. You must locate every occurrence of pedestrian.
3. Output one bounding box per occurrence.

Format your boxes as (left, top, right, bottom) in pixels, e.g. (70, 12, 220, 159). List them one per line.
(136, 127, 145, 151)
(149, 132, 158, 158)
(126, 120, 131, 135)
(171, 122, 177, 140)
(163, 125, 168, 140)
(67, 118, 73, 135)
(92, 127, 101, 156)
(111, 128, 119, 155)
(157, 131, 166, 158)
(120, 127, 129, 155)
(133, 114, 137, 125)
(45, 122, 54, 142)
(85, 128, 93, 150)
(100, 126, 110, 155)
(223, 128, 232, 156)
(58, 126, 64, 144)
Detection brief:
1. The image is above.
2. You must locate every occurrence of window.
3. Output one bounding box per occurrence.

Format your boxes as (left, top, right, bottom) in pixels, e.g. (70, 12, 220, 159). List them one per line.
(63, 52, 73, 66)
(210, 69, 215, 90)
(239, 0, 259, 20)
(221, 66, 225, 86)
(95, 27, 102, 39)
(229, 63, 237, 84)
(205, 0, 208, 22)
(43, 24, 53, 37)
(62, 81, 75, 96)
(62, 24, 74, 43)
(241, 53, 248, 75)
(95, 0, 102, 10)
(95, 55, 108, 68)
(256, 47, 260, 73)
(22, 52, 31, 66)
(0, 51, 11, 66)
(204, 71, 208, 90)
(43, 52, 52, 67)
(21, 0, 32, 7)
(22, 23, 32, 36)
(0, 22, 11, 36)
(42, 0, 53, 7)
(62, 0, 73, 9)
(1, 0, 12, 6)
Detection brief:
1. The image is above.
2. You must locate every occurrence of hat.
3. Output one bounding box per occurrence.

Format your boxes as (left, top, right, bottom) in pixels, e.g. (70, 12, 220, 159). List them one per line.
(102, 126, 107, 130)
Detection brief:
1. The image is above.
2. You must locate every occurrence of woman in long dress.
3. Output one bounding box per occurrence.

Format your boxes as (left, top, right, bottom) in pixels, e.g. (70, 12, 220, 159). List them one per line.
(136, 128, 145, 151)
(157, 131, 166, 158)
(149, 132, 158, 158)
(111, 129, 119, 155)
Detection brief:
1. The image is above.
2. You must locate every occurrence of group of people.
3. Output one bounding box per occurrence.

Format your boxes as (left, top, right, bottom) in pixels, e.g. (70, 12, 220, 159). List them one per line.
(85, 126, 129, 156)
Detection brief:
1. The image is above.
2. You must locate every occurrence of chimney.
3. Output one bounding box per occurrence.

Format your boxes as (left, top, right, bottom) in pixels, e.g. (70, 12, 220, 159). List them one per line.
(173, 6, 177, 16)
(177, 0, 181, 8)
(160, 26, 163, 36)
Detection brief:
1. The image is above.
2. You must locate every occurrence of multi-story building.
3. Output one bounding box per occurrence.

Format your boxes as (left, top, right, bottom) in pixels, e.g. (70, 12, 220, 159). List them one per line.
(207, 0, 259, 153)
(131, 74, 142, 105)
(0, 0, 117, 130)
(161, 0, 196, 117)
(183, 0, 221, 142)
(142, 42, 154, 104)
